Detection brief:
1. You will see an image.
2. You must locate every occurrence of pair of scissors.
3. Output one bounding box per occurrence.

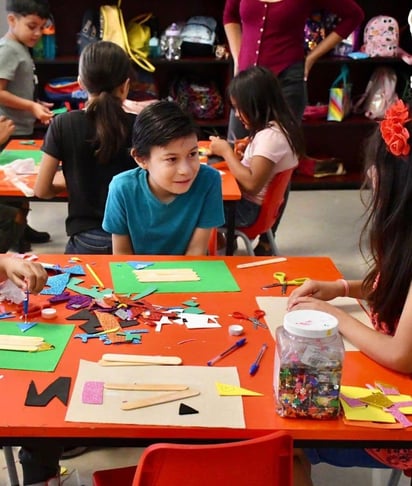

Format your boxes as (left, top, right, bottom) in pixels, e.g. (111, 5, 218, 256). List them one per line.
(231, 310, 268, 330)
(261, 272, 308, 294)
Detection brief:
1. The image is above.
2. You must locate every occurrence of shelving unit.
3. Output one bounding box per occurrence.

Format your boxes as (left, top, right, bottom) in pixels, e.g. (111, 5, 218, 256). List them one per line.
(37, 1, 411, 189)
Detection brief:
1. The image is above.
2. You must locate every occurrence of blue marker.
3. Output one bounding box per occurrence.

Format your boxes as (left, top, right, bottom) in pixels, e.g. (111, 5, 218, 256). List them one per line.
(249, 343, 268, 376)
(207, 338, 247, 366)
(23, 287, 29, 324)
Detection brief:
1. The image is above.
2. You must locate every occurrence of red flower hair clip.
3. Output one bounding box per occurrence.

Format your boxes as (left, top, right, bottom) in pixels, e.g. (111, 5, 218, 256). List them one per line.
(380, 100, 411, 157)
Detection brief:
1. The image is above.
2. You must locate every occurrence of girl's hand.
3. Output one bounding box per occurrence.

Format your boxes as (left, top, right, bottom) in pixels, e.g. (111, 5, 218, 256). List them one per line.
(234, 137, 249, 160)
(1, 258, 47, 294)
(286, 295, 349, 323)
(287, 279, 344, 310)
(209, 136, 233, 159)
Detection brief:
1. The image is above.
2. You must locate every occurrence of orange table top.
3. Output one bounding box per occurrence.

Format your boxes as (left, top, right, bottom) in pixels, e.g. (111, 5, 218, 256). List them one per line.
(0, 140, 241, 202)
(0, 254, 411, 446)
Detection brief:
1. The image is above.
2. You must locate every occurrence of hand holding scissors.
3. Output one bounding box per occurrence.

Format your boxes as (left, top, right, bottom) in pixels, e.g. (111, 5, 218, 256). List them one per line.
(262, 272, 308, 294)
(231, 310, 268, 329)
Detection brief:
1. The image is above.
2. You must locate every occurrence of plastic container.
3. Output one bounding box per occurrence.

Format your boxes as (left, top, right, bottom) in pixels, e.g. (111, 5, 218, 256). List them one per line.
(274, 309, 344, 419)
(160, 23, 182, 60)
(42, 17, 56, 60)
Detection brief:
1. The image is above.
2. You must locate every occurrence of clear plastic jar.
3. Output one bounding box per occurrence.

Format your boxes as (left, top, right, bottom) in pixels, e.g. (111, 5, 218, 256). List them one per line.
(160, 23, 182, 60)
(274, 309, 344, 419)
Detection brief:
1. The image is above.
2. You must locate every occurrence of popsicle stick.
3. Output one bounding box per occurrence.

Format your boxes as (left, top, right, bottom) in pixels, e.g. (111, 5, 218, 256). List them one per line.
(236, 257, 287, 269)
(98, 360, 152, 367)
(105, 383, 189, 391)
(102, 354, 183, 365)
(0, 344, 40, 352)
(121, 388, 200, 410)
(136, 275, 200, 282)
(0, 335, 44, 344)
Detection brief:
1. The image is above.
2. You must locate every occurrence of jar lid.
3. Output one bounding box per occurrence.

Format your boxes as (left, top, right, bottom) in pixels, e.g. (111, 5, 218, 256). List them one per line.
(283, 310, 338, 338)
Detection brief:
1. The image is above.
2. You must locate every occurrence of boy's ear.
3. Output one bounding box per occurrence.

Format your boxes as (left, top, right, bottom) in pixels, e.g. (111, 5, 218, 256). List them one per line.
(131, 148, 148, 169)
(77, 76, 85, 90)
(7, 13, 17, 28)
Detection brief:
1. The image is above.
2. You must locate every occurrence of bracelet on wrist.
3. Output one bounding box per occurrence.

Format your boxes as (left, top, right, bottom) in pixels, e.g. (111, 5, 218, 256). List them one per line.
(337, 279, 349, 297)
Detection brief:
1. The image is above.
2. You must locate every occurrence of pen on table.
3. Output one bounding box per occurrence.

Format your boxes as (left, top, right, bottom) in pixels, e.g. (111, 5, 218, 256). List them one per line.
(207, 338, 247, 366)
(86, 263, 104, 288)
(249, 343, 268, 376)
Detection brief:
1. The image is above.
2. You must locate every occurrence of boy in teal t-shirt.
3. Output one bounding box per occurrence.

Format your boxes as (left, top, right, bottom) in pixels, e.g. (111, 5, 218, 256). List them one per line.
(103, 100, 224, 255)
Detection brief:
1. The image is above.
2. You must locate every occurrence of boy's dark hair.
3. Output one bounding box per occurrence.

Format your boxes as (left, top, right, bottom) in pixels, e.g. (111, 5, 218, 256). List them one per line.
(132, 100, 198, 157)
(6, 0, 50, 18)
(79, 41, 131, 165)
(228, 66, 305, 158)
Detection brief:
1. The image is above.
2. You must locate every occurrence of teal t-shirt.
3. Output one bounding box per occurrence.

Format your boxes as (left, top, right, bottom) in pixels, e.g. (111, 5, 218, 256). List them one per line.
(103, 164, 224, 254)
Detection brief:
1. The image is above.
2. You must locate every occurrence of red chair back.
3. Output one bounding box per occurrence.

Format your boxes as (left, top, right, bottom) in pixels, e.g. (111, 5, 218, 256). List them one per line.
(239, 168, 293, 239)
(132, 431, 293, 486)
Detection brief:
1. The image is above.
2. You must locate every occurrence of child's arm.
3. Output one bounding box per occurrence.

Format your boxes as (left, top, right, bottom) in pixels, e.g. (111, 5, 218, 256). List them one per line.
(288, 280, 412, 373)
(0, 116, 15, 145)
(0, 80, 53, 125)
(288, 279, 365, 307)
(0, 257, 47, 294)
(112, 234, 133, 254)
(185, 227, 211, 256)
(34, 153, 65, 198)
(209, 136, 273, 195)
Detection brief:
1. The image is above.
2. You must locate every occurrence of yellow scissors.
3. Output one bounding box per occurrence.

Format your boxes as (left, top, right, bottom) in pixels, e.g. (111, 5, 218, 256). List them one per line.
(261, 272, 308, 294)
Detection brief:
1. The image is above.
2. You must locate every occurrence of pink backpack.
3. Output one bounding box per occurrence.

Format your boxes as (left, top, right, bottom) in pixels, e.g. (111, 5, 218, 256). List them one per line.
(362, 15, 399, 57)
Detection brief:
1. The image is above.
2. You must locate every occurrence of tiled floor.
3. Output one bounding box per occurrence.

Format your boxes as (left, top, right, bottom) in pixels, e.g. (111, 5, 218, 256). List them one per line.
(0, 191, 409, 485)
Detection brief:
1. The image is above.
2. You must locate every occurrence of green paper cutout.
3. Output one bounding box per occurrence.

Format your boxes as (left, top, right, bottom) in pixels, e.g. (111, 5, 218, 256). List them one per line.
(0, 322, 74, 371)
(67, 277, 113, 298)
(183, 300, 199, 307)
(183, 307, 205, 314)
(110, 260, 240, 294)
(0, 149, 42, 165)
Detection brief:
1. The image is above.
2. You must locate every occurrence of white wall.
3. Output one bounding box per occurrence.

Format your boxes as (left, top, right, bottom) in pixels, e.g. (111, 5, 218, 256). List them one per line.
(0, 0, 8, 35)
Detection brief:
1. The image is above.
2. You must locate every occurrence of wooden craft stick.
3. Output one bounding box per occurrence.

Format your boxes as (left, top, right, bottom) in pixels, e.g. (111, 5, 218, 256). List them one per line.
(86, 263, 104, 288)
(134, 268, 199, 282)
(0, 344, 40, 352)
(136, 275, 200, 282)
(121, 388, 200, 410)
(236, 257, 287, 269)
(102, 354, 183, 365)
(98, 360, 152, 367)
(105, 383, 189, 391)
(0, 335, 44, 344)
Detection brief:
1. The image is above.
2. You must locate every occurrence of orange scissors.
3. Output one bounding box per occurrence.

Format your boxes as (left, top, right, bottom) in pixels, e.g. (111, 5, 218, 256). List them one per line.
(231, 310, 268, 329)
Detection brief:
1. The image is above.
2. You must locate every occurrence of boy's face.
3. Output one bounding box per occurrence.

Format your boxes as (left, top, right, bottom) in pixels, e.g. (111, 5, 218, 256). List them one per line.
(7, 13, 47, 48)
(133, 134, 200, 203)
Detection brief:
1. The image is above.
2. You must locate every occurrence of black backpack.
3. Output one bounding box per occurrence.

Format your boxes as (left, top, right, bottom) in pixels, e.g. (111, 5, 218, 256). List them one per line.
(77, 9, 101, 54)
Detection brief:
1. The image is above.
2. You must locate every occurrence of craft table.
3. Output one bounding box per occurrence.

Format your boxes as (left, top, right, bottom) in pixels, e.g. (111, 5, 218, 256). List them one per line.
(0, 140, 241, 255)
(0, 254, 411, 449)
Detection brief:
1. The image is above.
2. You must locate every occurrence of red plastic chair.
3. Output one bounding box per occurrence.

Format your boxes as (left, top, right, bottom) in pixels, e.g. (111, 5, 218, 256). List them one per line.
(219, 168, 294, 256)
(92, 431, 293, 486)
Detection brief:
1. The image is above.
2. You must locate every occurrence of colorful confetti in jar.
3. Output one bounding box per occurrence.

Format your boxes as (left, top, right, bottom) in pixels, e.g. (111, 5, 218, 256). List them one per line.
(274, 310, 344, 419)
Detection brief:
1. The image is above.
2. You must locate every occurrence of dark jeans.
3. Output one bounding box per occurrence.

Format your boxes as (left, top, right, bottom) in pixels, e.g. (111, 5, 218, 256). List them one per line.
(227, 61, 307, 243)
(19, 444, 63, 484)
(223, 197, 260, 228)
(65, 228, 112, 254)
(0, 203, 25, 252)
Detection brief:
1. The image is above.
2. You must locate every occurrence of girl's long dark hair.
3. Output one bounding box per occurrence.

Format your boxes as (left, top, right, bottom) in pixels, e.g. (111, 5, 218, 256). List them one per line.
(227, 66, 305, 158)
(79, 41, 131, 164)
(361, 111, 412, 331)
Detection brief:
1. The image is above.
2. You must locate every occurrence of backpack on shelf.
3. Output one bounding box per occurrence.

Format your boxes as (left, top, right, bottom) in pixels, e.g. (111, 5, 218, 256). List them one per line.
(77, 8, 101, 54)
(181, 16, 218, 57)
(353, 67, 398, 120)
(169, 76, 223, 120)
(362, 16, 399, 57)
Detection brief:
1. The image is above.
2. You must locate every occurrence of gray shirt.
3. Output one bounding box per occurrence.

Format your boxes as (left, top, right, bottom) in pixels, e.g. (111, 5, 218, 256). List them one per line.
(0, 37, 36, 136)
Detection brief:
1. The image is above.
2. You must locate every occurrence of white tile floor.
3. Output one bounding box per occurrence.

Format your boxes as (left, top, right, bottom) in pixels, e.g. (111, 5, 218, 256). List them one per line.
(0, 191, 410, 486)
